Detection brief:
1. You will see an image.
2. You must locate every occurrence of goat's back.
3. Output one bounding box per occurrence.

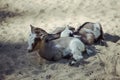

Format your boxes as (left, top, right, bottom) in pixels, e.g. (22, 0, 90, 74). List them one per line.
(51, 37, 73, 48)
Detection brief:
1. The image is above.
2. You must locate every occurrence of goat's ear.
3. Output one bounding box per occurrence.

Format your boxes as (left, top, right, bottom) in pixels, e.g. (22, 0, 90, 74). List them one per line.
(30, 24, 34, 32)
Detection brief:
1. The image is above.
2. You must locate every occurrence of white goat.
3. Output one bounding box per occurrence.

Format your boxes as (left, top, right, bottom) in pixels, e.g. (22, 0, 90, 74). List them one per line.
(60, 26, 73, 37)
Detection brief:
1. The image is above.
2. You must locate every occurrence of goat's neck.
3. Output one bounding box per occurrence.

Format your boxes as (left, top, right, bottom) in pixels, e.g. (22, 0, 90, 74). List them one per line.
(37, 40, 55, 53)
(34, 40, 45, 52)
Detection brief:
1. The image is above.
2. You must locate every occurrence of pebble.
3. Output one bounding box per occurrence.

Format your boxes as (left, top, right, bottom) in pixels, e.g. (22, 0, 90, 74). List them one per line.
(46, 74, 52, 79)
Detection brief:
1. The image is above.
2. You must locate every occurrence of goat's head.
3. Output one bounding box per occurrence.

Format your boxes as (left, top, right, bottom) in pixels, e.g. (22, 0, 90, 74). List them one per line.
(27, 25, 48, 52)
(60, 25, 75, 37)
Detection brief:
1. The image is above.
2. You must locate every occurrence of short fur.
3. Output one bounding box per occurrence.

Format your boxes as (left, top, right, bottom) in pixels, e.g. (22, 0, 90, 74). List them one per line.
(74, 22, 106, 45)
(27, 25, 88, 65)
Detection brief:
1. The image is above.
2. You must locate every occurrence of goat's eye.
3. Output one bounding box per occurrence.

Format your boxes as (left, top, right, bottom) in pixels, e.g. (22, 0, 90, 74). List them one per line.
(69, 33, 73, 37)
(29, 34, 31, 36)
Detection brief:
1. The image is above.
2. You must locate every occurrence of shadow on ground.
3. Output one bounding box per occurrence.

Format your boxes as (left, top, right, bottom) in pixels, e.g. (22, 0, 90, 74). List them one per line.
(104, 33, 120, 43)
(0, 10, 23, 23)
(0, 42, 28, 80)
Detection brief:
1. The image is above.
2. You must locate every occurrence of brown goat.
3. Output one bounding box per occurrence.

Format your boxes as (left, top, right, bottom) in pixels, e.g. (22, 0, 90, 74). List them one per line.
(74, 22, 107, 46)
(27, 25, 91, 65)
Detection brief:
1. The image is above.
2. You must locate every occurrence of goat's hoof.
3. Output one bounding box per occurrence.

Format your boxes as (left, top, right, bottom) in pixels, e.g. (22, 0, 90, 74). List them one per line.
(100, 40, 108, 47)
(69, 62, 73, 66)
(27, 49, 32, 53)
(69, 61, 76, 66)
(63, 53, 73, 59)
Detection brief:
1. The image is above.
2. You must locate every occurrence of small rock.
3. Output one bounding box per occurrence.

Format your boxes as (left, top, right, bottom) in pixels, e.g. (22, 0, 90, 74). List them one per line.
(117, 53, 120, 55)
(99, 62, 105, 67)
(18, 71, 23, 75)
(46, 75, 52, 79)
(41, 76, 44, 78)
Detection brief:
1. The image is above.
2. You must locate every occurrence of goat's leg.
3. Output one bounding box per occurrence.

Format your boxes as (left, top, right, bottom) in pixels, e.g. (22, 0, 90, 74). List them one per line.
(69, 52, 83, 66)
(96, 39, 108, 47)
(62, 48, 73, 59)
(100, 39, 108, 47)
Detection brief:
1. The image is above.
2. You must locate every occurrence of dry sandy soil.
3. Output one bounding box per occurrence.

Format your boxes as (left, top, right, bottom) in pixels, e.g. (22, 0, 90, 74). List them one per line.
(0, 0, 120, 80)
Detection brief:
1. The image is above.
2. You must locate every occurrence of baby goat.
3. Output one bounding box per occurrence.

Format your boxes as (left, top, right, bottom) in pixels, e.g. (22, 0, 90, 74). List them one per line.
(74, 22, 107, 46)
(27, 25, 91, 65)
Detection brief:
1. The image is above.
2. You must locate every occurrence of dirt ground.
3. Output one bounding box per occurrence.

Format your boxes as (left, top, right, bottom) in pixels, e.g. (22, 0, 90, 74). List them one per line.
(0, 0, 120, 80)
